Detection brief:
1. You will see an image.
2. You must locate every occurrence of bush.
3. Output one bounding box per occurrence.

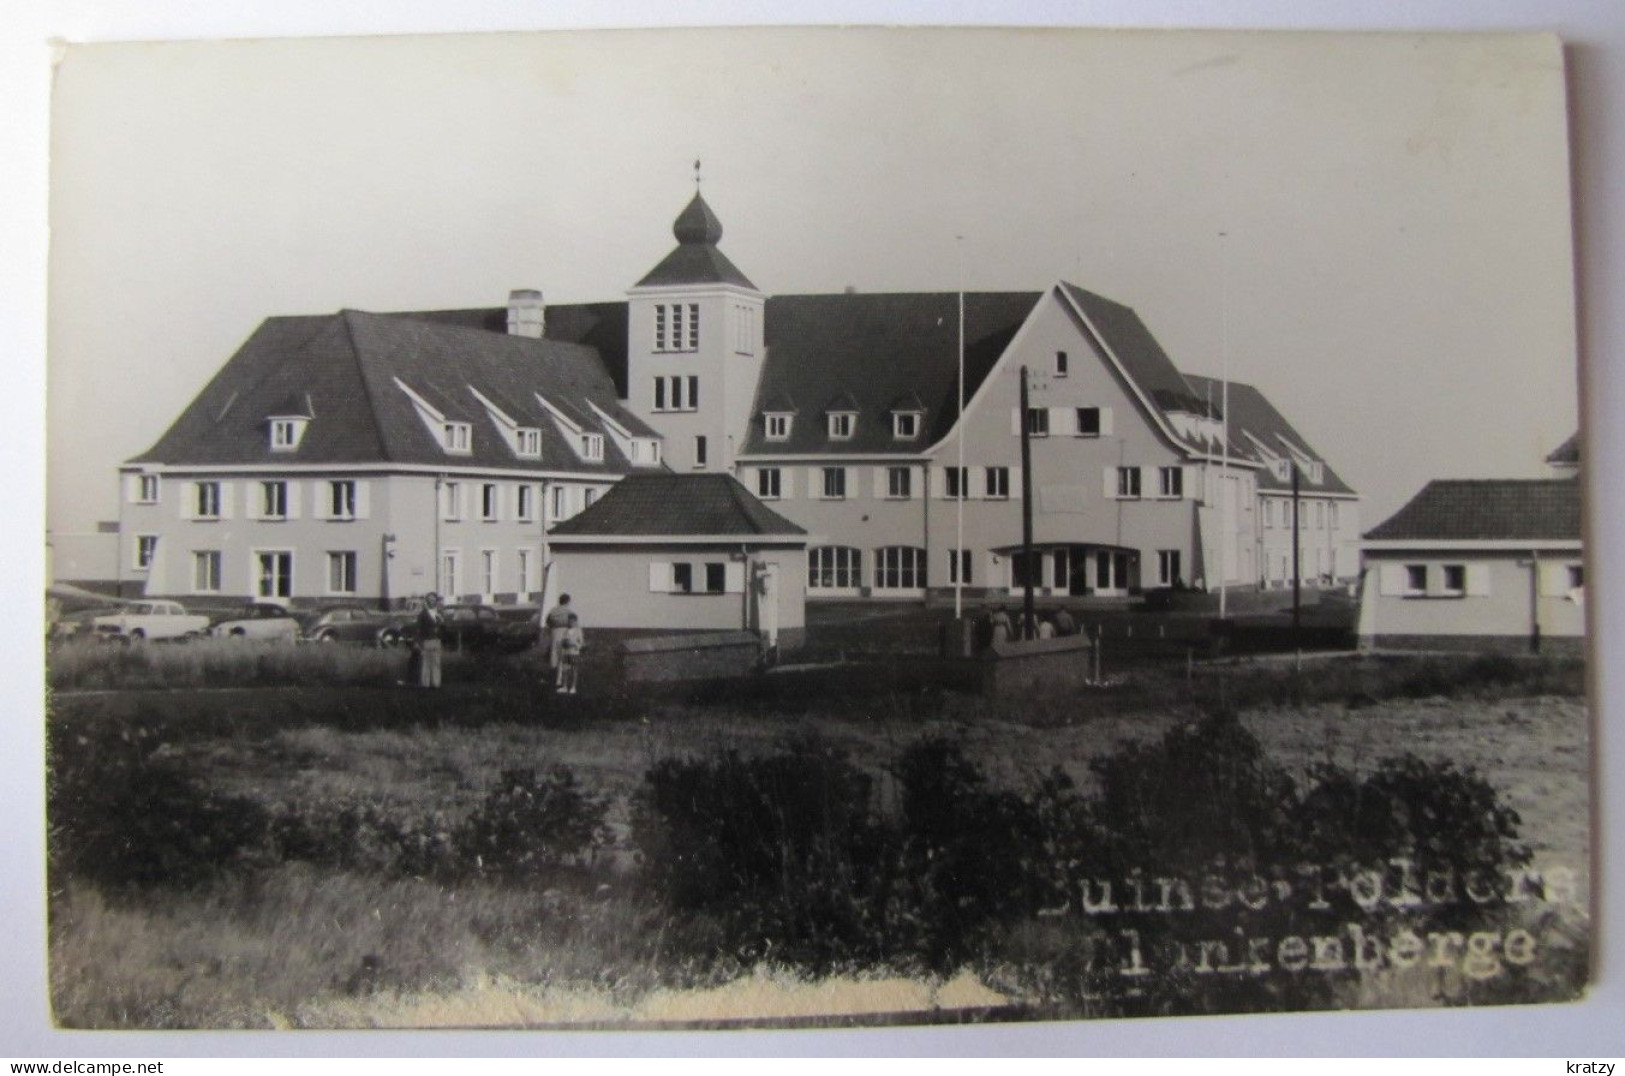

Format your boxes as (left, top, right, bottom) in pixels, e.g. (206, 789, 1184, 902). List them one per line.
(461, 766, 612, 880)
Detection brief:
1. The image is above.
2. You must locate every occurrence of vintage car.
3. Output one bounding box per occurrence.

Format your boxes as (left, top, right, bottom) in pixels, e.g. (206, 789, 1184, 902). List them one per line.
(209, 601, 301, 642)
(92, 600, 212, 643)
(400, 603, 539, 653)
(302, 605, 415, 646)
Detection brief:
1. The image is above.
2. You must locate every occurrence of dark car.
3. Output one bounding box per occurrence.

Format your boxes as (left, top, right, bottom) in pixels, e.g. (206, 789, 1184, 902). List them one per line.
(208, 601, 301, 642)
(302, 605, 414, 646)
(402, 603, 538, 653)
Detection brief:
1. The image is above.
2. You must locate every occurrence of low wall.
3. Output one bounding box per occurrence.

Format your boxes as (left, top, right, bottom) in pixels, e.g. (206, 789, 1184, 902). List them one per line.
(979, 634, 1098, 694)
(618, 630, 794, 683)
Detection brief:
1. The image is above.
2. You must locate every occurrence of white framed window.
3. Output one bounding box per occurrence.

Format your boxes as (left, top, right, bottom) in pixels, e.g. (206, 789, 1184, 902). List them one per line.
(580, 434, 604, 462)
(1054, 350, 1069, 377)
(733, 303, 757, 354)
(1158, 466, 1184, 499)
(443, 481, 463, 521)
(255, 551, 293, 600)
(1441, 563, 1467, 597)
(1404, 564, 1428, 595)
(1026, 407, 1049, 437)
(481, 550, 498, 594)
(480, 483, 500, 521)
(654, 304, 668, 351)
(947, 548, 972, 585)
(685, 303, 699, 350)
(134, 534, 158, 571)
(517, 549, 536, 593)
(192, 550, 221, 593)
(629, 439, 662, 465)
(329, 480, 356, 520)
(442, 422, 471, 454)
(549, 485, 568, 521)
(327, 551, 358, 595)
(1329, 502, 1340, 530)
(875, 546, 926, 590)
(1075, 407, 1103, 437)
(270, 418, 307, 451)
(985, 467, 1010, 500)
(757, 468, 782, 500)
(194, 481, 221, 520)
(1157, 549, 1182, 587)
(694, 436, 708, 468)
(1117, 466, 1142, 499)
(765, 413, 792, 441)
(654, 303, 700, 353)
(809, 546, 862, 590)
(440, 550, 461, 598)
(893, 412, 921, 440)
(137, 474, 160, 503)
(828, 412, 856, 440)
(653, 375, 700, 412)
(672, 562, 694, 594)
(261, 480, 288, 520)
(822, 467, 847, 499)
(944, 466, 968, 500)
(516, 427, 541, 458)
(887, 466, 913, 500)
(516, 484, 535, 522)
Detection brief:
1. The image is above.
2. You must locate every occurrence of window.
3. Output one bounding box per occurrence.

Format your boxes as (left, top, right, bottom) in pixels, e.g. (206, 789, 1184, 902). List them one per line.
(1158, 466, 1184, 499)
(256, 551, 293, 600)
(270, 418, 306, 451)
(1055, 350, 1069, 377)
(1405, 564, 1428, 594)
(440, 551, 461, 597)
(694, 436, 708, 468)
(765, 413, 792, 440)
(516, 428, 541, 457)
(758, 468, 782, 500)
(580, 434, 604, 462)
(875, 547, 926, 590)
(443, 481, 463, 521)
(685, 303, 700, 351)
(654, 304, 667, 351)
(516, 484, 535, 522)
(672, 562, 694, 594)
(654, 303, 700, 352)
(584, 488, 598, 508)
(705, 562, 727, 594)
(1435, 564, 1464, 595)
(1569, 565, 1585, 590)
(985, 467, 1010, 499)
(1158, 550, 1183, 587)
(887, 466, 913, 500)
(261, 481, 287, 519)
(1117, 466, 1142, 499)
(193, 551, 221, 593)
(828, 413, 855, 440)
(481, 483, 500, 521)
(134, 535, 158, 571)
(733, 303, 757, 354)
(442, 422, 471, 453)
(137, 475, 159, 503)
(822, 467, 847, 499)
(1026, 408, 1050, 437)
(481, 550, 497, 594)
(948, 548, 973, 585)
(329, 480, 356, 520)
(549, 485, 567, 521)
(653, 375, 700, 412)
(195, 481, 221, 519)
(1329, 503, 1340, 529)
(808, 546, 862, 590)
(944, 466, 968, 500)
(327, 551, 358, 594)
(1314, 502, 1325, 529)
(893, 412, 921, 439)
(518, 549, 535, 593)
(1075, 407, 1101, 437)
(1011, 551, 1045, 589)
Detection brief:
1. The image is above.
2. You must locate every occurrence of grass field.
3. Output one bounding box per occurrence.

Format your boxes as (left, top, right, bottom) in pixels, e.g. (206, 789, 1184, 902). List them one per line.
(44, 631, 1592, 1029)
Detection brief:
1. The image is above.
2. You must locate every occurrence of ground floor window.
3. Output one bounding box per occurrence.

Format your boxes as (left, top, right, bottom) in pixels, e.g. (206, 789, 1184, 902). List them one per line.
(517, 549, 535, 593)
(1157, 549, 1182, 587)
(1010, 550, 1044, 589)
(947, 548, 972, 585)
(256, 551, 293, 599)
(481, 550, 498, 593)
(134, 535, 158, 571)
(328, 551, 358, 594)
(875, 546, 926, 590)
(809, 546, 862, 590)
(193, 550, 221, 593)
(440, 551, 461, 598)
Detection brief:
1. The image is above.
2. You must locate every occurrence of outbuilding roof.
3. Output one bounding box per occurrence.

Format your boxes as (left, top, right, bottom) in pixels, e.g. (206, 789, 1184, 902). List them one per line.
(1364, 479, 1582, 542)
(1182, 375, 1356, 496)
(547, 474, 806, 538)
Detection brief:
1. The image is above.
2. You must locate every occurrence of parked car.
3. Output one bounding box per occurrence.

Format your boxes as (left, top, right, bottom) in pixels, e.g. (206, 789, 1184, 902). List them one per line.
(401, 603, 539, 653)
(209, 601, 301, 642)
(302, 605, 414, 646)
(92, 600, 212, 644)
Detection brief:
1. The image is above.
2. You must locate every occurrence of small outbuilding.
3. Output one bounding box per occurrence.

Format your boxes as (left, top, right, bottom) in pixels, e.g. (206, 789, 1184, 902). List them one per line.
(546, 473, 809, 649)
(1358, 477, 1584, 655)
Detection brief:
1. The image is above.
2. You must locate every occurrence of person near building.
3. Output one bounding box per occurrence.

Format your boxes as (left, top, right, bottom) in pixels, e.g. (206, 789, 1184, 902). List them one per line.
(1053, 607, 1077, 637)
(543, 593, 575, 683)
(416, 592, 445, 689)
(557, 612, 585, 694)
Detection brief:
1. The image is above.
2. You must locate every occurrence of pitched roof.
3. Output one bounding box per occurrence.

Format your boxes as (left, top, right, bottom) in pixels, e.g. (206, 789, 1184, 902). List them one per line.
(1183, 375, 1356, 496)
(547, 474, 806, 537)
(634, 193, 758, 290)
(1364, 479, 1581, 541)
(740, 291, 1041, 455)
(1060, 283, 1212, 416)
(130, 310, 648, 473)
(1546, 432, 1580, 465)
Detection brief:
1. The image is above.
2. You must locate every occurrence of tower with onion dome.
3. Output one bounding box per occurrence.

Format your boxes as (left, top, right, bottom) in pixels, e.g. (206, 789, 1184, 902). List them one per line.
(625, 175, 766, 473)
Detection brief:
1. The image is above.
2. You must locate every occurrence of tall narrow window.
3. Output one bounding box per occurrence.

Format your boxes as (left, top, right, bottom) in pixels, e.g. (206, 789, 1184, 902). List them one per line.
(822, 467, 846, 499)
(256, 551, 293, 599)
(685, 303, 700, 350)
(135, 535, 158, 571)
(944, 467, 968, 500)
(443, 481, 462, 521)
(328, 551, 358, 594)
(481, 550, 497, 594)
(757, 468, 782, 500)
(137, 475, 160, 503)
(1054, 351, 1069, 377)
(481, 483, 500, 521)
(195, 482, 221, 519)
(654, 305, 668, 351)
(1158, 550, 1182, 587)
(948, 548, 973, 585)
(516, 484, 534, 522)
(1158, 466, 1184, 498)
(985, 467, 1010, 499)
(1116, 467, 1142, 499)
(329, 480, 356, 520)
(261, 481, 288, 519)
(887, 466, 913, 500)
(1026, 408, 1050, 437)
(193, 551, 222, 593)
(694, 436, 708, 468)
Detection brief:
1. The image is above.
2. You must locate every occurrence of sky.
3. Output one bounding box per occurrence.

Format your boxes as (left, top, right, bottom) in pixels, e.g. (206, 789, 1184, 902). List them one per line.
(46, 27, 1578, 535)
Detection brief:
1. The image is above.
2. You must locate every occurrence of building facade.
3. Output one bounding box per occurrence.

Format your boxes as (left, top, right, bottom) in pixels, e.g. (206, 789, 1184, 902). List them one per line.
(117, 191, 1358, 610)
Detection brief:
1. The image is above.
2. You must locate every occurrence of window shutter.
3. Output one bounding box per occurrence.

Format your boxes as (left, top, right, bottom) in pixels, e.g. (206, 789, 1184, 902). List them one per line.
(1183, 466, 1198, 502)
(123, 474, 138, 502)
(355, 480, 371, 520)
(219, 482, 235, 519)
(932, 467, 947, 500)
(313, 482, 331, 521)
(1010, 408, 1022, 436)
(781, 468, 794, 499)
(1379, 564, 1405, 596)
(284, 482, 301, 520)
(1099, 408, 1114, 436)
(846, 468, 858, 498)
(873, 467, 886, 499)
(808, 467, 821, 498)
(1464, 563, 1490, 596)
(1049, 406, 1069, 433)
(1103, 467, 1117, 500)
(180, 485, 195, 521)
(648, 562, 671, 593)
(1011, 467, 1023, 498)
(1537, 562, 1567, 597)
(724, 562, 746, 593)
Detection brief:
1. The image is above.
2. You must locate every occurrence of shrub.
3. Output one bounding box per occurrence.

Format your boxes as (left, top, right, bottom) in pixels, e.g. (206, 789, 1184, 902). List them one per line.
(461, 766, 612, 881)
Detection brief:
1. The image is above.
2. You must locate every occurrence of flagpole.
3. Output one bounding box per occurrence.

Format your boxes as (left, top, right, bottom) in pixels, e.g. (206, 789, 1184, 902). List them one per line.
(955, 235, 965, 620)
(1219, 228, 1230, 621)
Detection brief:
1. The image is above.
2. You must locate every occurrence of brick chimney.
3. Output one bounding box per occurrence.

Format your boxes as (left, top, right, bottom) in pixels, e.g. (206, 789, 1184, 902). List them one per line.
(506, 289, 545, 338)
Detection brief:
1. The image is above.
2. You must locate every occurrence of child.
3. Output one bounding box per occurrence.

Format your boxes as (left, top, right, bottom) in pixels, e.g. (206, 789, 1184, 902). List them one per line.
(556, 612, 584, 694)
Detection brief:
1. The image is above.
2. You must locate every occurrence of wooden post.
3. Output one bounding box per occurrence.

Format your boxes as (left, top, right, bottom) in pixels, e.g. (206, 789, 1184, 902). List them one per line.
(1019, 365, 1036, 640)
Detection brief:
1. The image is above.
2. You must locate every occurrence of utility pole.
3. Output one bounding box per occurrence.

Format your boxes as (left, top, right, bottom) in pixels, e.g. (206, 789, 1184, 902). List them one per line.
(1019, 365, 1036, 639)
(1291, 461, 1302, 640)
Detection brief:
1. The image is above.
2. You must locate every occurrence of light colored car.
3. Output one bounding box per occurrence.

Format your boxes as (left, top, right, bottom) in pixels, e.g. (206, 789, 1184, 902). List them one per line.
(92, 600, 211, 643)
(209, 601, 301, 642)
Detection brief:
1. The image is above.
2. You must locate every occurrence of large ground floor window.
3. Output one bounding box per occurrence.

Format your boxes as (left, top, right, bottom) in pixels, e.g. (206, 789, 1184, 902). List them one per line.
(809, 546, 862, 590)
(875, 546, 926, 590)
(256, 551, 292, 599)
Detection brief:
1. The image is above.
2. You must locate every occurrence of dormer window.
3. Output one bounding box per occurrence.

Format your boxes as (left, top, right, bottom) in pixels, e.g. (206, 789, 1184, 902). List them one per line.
(828, 413, 856, 440)
(765, 413, 792, 441)
(442, 422, 471, 454)
(580, 433, 604, 462)
(515, 427, 541, 458)
(628, 439, 662, 466)
(269, 417, 308, 451)
(892, 412, 922, 440)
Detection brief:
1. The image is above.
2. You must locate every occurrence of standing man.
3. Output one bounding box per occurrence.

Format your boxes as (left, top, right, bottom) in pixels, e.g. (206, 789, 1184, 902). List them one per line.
(543, 592, 575, 687)
(417, 592, 445, 689)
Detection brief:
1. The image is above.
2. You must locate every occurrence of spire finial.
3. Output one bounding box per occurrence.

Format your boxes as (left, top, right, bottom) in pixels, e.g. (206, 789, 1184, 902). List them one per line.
(694, 158, 702, 189)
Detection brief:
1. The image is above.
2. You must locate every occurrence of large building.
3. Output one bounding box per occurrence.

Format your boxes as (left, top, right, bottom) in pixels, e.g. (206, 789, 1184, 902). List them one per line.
(115, 190, 1358, 609)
